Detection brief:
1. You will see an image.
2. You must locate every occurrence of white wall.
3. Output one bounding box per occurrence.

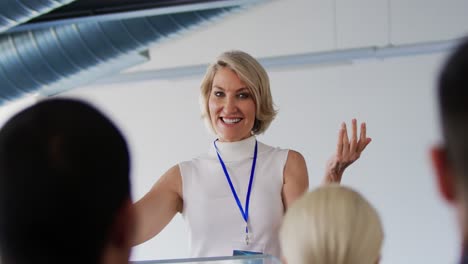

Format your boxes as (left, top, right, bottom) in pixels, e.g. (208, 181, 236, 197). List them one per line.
(0, 95, 38, 126)
(128, 0, 468, 72)
(61, 50, 457, 264)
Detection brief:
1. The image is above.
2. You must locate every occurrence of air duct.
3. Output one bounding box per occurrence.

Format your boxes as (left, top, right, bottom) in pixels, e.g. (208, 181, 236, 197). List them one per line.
(0, 6, 245, 104)
(0, 0, 75, 33)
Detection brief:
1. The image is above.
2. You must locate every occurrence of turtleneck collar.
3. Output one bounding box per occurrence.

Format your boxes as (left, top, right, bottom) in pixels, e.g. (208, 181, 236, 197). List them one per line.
(210, 136, 257, 162)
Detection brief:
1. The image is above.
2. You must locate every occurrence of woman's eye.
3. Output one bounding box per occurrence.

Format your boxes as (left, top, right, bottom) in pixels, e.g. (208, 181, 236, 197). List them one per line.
(238, 93, 250, 99)
(214, 91, 224, 97)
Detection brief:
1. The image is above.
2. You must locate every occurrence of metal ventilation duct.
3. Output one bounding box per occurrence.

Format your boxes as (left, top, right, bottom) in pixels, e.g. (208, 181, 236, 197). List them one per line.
(0, 5, 245, 104)
(0, 0, 75, 33)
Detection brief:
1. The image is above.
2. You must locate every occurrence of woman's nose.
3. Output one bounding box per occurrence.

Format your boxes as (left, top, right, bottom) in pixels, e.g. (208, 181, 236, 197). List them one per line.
(222, 97, 237, 113)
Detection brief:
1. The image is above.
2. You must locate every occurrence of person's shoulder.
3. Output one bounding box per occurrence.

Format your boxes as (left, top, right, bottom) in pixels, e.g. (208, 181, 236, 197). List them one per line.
(285, 149, 306, 165)
(287, 149, 304, 157)
(256, 141, 292, 168)
(257, 140, 286, 152)
(178, 151, 216, 172)
(283, 149, 307, 183)
(164, 164, 182, 178)
(180, 152, 213, 164)
(258, 140, 295, 156)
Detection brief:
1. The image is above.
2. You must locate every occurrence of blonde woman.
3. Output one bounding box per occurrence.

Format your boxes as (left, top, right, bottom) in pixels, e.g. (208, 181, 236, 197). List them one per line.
(280, 185, 383, 264)
(133, 50, 372, 258)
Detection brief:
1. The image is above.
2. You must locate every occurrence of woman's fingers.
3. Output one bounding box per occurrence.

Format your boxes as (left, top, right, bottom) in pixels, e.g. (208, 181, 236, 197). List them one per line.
(337, 119, 371, 162)
(358, 122, 371, 153)
(328, 120, 370, 180)
(350, 119, 357, 153)
(342, 122, 349, 157)
(336, 123, 345, 159)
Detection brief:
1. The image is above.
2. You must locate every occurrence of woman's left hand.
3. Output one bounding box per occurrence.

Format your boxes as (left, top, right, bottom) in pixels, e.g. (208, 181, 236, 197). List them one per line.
(324, 119, 371, 184)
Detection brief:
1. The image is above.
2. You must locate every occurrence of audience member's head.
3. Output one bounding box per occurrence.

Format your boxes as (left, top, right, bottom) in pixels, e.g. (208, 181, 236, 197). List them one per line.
(432, 37, 468, 246)
(0, 98, 134, 264)
(280, 184, 383, 264)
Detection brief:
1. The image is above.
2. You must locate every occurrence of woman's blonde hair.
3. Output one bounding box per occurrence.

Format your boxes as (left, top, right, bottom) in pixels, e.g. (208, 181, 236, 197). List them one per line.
(200, 50, 277, 135)
(280, 185, 384, 264)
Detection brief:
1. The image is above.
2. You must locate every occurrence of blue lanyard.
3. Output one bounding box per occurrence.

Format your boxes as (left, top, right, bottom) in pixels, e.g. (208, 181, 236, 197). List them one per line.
(214, 139, 258, 235)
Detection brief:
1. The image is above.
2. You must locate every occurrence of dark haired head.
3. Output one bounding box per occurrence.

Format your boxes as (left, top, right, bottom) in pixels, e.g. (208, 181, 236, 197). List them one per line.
(0, 98, 131, 264)
(438, 38, 468, 191)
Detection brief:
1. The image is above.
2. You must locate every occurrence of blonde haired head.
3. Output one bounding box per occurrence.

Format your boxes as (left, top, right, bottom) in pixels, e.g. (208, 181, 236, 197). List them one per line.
(280, 184, 384, 264)
(200, 50, 277, 135)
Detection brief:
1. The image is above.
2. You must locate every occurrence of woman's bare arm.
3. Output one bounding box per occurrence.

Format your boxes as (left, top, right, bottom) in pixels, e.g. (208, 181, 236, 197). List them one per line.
(132, 165, 183, 245)
(282, 150, 309, 210)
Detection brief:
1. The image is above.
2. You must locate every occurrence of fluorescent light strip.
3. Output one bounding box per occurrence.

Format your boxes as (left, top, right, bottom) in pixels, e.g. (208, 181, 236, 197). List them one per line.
(93, 38, 462, 85)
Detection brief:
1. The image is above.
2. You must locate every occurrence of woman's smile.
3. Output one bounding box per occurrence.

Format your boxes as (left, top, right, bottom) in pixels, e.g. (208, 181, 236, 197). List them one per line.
(209, 67, 256, 142)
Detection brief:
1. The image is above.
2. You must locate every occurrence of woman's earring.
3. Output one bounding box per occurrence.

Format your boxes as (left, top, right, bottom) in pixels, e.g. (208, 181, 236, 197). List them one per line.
(251, 119, 260, 134)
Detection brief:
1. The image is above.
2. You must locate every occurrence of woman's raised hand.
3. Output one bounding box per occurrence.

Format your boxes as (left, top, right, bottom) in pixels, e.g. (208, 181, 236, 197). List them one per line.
(324, 119, 371, 184)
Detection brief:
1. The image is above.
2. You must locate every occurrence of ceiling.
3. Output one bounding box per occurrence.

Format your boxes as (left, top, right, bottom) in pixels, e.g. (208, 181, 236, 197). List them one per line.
(0, 0, 257, 104)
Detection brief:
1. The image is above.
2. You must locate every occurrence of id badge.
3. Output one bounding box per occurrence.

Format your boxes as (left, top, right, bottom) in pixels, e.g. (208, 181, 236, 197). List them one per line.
(232, 239, 265, 256)
(232, 249, 264, 264)
(233, 250, 263, 256)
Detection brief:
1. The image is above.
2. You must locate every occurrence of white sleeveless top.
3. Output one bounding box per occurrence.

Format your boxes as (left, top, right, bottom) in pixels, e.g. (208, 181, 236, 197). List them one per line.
(179, 136, 289, 258)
